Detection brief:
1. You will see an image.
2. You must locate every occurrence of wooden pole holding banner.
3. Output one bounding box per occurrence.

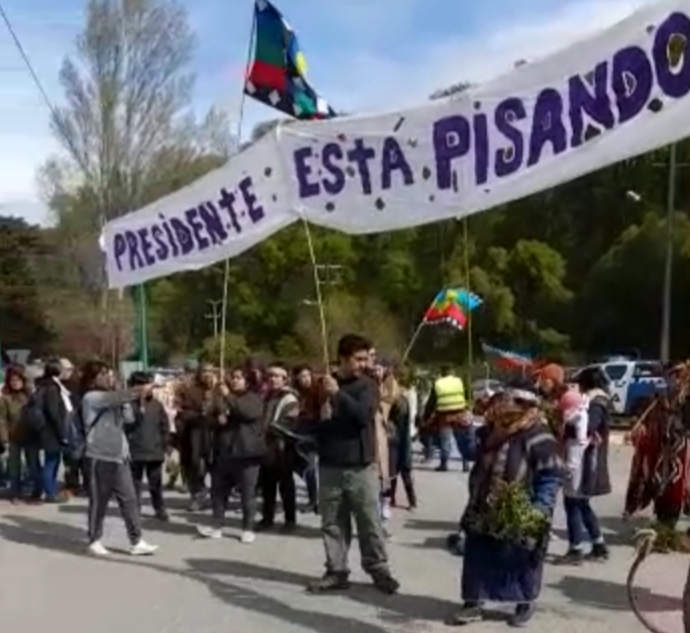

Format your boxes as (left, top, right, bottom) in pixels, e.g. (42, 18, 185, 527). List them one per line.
(300, 215, 330, 370)
(218, 8, 257, 380)
(463, 217, 473, 393)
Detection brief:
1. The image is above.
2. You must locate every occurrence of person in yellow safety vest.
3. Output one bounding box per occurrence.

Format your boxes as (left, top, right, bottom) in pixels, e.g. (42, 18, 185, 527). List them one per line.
(422, 366, 475, 472)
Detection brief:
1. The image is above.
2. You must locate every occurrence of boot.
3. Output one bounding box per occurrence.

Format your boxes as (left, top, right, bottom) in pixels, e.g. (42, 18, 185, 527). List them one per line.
(307, 572, 351, 593)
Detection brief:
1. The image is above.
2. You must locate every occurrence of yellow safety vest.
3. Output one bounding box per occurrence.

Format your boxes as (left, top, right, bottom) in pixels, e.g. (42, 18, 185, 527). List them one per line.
(434, 375, 466, 412)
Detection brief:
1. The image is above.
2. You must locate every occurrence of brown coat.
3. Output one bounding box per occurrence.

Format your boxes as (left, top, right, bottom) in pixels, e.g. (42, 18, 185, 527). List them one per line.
(0, 392, 29, 444)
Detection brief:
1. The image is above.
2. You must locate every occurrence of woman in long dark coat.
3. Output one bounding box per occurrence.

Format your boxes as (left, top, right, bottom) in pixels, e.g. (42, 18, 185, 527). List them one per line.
(389, 373, 417, 510)
(450, 386, 562, 628)
(36, 359, 72, 502)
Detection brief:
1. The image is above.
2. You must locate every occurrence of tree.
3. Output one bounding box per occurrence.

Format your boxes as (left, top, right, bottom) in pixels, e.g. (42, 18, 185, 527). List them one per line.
(49, 0, 197, 221)
(39, 0, 237, 363)
(0, 218, 53, 352)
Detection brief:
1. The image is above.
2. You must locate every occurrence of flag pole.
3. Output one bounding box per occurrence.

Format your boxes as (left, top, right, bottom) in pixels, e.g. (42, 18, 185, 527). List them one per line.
(402, 321, 425, 364)
(219, 4, 257, 379)
(402, 287, 446, 364)
(463, 217, 473, 392)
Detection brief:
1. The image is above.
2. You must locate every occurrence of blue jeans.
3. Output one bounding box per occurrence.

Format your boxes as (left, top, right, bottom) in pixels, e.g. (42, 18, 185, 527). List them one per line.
(0, 452, 7, 488)
(421, 431, 438, 461)
(42, 450, 62, 499)
(563, 496, 603, 549)
(440, 426, 476, 468)
(8, 443, 41, 497)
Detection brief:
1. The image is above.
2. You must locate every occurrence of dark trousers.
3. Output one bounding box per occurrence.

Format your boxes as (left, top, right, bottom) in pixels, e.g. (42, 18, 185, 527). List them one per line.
(212, 458, 261, 530)
(261, 462, 296, 525)
(181, 426, 210, 499)
(440, 426, 476, 469)
(7, 443, 41, 497)
(88, 459, 142, 545)
(130, 460, 166, 516)
(654, 495, 682, 527)
(390, 469, 417, 507)
(64, 456, 90, 493)
(564, 496, 603, 549)
(319, 463, 389, 576)
(305, 464, 318, 508)
(420, 429, 436, 461)
(42, 450, 62, 499)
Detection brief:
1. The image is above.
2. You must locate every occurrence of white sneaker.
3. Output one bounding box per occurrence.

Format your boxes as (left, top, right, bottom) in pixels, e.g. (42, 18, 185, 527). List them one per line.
(196, 525, 222, 539)
(88, 540, 110, 556)
(240, 530, 256, 544)
(130, 540, 158, 556)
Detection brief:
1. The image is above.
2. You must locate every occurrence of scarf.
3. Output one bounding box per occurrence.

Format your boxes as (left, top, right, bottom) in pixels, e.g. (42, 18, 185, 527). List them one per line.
(52, 377, 73, 414)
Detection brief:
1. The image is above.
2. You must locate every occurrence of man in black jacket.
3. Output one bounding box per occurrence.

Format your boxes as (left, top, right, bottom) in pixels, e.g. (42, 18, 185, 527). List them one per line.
(307, 334, 399, 595)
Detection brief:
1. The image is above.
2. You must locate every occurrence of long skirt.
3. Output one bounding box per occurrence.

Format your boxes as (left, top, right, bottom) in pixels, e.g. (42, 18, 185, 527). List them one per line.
(625, 414, 690, 522)
(461, 533, 546, 603)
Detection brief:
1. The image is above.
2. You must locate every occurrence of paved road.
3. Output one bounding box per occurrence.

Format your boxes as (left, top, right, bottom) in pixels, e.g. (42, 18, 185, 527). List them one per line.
(0, 443, 686, 633)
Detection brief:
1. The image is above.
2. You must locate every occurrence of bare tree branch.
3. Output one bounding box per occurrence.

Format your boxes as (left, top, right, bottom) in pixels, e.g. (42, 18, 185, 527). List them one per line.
(50, 0, 196, 220)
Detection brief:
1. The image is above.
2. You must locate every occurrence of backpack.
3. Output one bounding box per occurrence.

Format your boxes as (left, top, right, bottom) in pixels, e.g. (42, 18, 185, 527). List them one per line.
(63, 405, 85, 461)
(20, 389, 46, 436)
(63, 399, 106, 461)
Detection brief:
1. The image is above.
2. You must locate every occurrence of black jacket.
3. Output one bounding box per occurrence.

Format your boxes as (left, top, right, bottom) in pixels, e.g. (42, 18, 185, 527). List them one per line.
(580, 393, 612, 497)
(317, 374, 378, 468)
(215, 391, 266, 461)
(389, 395, 412, 471)
(127, 397, 170, 462)
(36, 378, 68, 453)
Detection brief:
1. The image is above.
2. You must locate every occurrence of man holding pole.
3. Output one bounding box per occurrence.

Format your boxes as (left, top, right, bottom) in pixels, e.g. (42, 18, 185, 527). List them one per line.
(307, 333, 399, 595)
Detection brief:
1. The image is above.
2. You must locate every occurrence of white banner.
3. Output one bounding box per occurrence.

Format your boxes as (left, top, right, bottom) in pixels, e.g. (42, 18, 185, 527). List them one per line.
(104, 0, 690, 288)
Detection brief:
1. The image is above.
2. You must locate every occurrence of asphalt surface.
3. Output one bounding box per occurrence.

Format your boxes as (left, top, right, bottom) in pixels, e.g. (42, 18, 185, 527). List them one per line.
(0, 442, 686, 633)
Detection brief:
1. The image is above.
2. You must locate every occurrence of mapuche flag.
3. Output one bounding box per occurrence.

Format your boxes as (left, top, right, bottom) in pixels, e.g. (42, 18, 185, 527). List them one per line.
(244, 0, 336, 120)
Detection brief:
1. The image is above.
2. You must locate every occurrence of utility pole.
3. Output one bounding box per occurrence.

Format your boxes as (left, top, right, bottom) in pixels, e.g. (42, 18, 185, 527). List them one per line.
(134, 283, 149, 369)
(660, 143, 678, 364)
(314, 264, 343, 303)
(303, 264, 343, 307)
(205, 299, 223, 338)
(650, 144, 689, 363)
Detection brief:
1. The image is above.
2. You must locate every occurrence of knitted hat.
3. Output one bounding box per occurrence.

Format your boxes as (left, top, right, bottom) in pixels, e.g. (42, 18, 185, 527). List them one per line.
(533, 363, 565, 386)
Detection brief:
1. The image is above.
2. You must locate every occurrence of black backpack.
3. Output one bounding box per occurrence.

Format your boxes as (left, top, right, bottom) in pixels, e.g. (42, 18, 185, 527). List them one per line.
(20, 389, 47, 435)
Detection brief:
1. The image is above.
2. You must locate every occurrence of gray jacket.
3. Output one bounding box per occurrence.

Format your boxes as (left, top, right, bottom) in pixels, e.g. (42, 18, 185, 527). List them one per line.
(82, 389, 137, 463)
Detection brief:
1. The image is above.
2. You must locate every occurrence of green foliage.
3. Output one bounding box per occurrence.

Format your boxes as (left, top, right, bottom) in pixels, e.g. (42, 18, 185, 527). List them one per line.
(199, 333, 251, 366)
(0, 218, 53, 351)
(481, 480, 551, 545)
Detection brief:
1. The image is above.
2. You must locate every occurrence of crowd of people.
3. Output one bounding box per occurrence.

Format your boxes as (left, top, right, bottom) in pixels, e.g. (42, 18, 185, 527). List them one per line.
(2, 337, 690, 627)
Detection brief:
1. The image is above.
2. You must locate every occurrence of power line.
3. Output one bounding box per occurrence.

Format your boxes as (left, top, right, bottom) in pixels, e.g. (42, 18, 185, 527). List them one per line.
(0, 2, 60, 120)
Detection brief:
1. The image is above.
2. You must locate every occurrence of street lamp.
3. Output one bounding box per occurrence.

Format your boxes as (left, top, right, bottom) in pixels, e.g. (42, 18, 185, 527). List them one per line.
(660, 143, 677, 364)
(625, 143, 679, 363)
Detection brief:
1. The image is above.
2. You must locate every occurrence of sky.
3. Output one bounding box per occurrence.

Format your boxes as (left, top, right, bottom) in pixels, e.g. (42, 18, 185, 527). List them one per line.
(0, 0, 652, 226)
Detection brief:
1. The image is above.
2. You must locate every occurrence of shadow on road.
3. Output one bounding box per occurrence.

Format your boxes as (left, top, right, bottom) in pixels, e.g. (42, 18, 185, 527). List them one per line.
(551, 514, 646, 548)
(0, 514, 456, 630)
(186, 557, 458, 623)
(404, 518, 458, 532)
(550, 575, 682, 612)
(55, 500, 322, 539)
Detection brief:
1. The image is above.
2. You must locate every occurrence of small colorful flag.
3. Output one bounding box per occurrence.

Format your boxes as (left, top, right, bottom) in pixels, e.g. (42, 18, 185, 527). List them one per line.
(482, 342, 534, 369)
(447, 288, 483, 312)
(245, 0, 336, 120)
(423, 289, 468, 330)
